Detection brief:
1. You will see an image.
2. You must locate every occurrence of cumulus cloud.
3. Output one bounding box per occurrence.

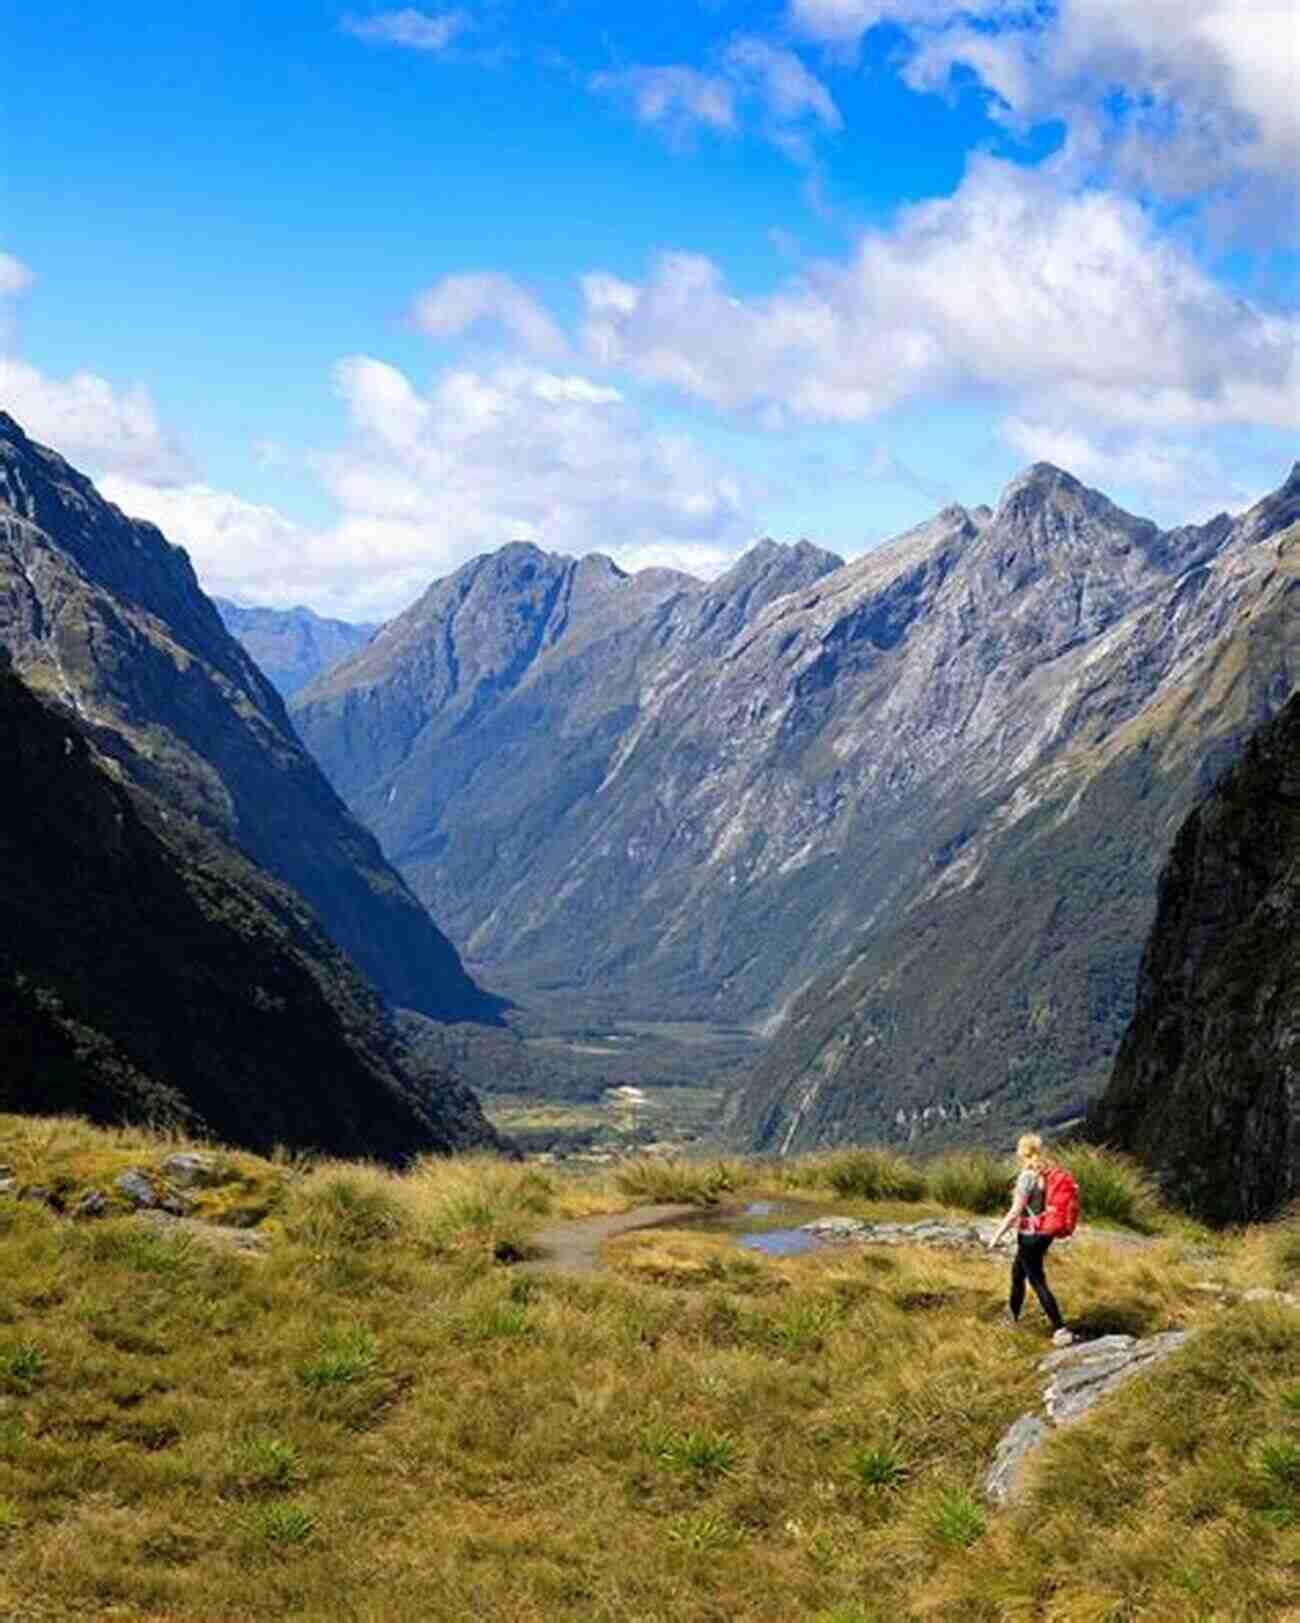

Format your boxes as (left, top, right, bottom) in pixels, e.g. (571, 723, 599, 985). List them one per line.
(0, 358, 193, 483)
(98, 358, 758, 618)
(580, 157, 1300, 433)
(792, 0, 1300, 227)
(411, 271, 569, 358)
(341, 8, 468, 52)
(999, 416, 1259, 525)
(591, 34, 839, 159)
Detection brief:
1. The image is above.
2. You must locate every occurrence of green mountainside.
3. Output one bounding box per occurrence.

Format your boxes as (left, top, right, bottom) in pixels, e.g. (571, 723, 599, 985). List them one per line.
(1087, 675, 1300, 1223)
(0, 412, 498, 1025)
(0, 656, 498, 1158)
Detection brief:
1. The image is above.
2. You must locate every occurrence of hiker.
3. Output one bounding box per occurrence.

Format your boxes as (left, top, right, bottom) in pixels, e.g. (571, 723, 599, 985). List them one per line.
(988, 1133, 1075, 1347)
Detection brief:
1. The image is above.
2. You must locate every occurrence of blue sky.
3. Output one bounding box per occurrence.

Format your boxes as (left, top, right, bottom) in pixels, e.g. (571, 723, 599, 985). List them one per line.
(2, 1, 1297, 616)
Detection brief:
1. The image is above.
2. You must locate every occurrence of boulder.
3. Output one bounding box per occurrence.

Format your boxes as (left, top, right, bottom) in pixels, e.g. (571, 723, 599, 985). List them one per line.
(73, 1190, 107, 1219)
(161, 1152, 219, 1189)
(115, 1168, 158, 1208)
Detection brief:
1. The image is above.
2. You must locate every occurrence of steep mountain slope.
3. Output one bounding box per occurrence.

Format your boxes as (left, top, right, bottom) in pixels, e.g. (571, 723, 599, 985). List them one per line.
(0, 413, 497, 1023)
(733, 488, 1300, 1152)
(292, 535, 843, 1014)
(214, 599, 377, 696)
(294, 456, 1299, 1153)
(0, 654, 498, 1158)
(1086, 670, 1300, 1223)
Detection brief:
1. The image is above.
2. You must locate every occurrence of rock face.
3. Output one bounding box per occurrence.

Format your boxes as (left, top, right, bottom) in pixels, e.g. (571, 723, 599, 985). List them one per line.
(297, 459, 1300, 1151)
(213, 600, 378, 697)
(0, 653, 499, 1160)
(732, 478, 1300, 1152)
(0, 413, 496, 1024)
(292, 533, 840, 1017)
(1087, 690, 1300, 1223)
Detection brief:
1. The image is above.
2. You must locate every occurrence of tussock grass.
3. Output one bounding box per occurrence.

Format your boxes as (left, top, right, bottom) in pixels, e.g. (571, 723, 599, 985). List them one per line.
(923, 1150, 1011, 1215)
(0, 1111, 1295, 1620)
(1054, 1141, 1164, 1232)
(613, 1156, 742, 1205)
(788, 1146, 928, 1202)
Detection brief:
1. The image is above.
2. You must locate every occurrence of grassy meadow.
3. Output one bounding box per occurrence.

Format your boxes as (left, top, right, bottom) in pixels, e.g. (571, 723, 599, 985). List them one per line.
(0, 1114, 1297, 1620)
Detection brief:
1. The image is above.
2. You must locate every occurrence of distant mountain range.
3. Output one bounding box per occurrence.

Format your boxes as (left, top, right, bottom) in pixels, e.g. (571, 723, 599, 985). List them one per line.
(213, 599, 378, 696)
(0, 412, 501, 1158)
(291, 460, 1300, 1151)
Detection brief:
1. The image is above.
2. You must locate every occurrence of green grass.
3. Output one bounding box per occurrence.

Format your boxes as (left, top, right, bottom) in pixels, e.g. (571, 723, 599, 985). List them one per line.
(0, 1112, 1296, 1621)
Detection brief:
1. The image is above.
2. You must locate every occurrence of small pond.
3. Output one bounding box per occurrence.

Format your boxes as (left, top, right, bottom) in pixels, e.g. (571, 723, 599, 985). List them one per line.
(651, 1198, 830, 1257)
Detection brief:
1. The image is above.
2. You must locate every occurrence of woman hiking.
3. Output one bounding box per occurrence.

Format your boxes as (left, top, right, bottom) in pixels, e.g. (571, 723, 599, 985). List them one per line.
(989, 1133, 1074, 1347)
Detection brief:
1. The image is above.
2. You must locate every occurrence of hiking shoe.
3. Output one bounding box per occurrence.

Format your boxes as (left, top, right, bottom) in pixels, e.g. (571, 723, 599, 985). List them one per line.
(1052, 1327, 1076, 1348)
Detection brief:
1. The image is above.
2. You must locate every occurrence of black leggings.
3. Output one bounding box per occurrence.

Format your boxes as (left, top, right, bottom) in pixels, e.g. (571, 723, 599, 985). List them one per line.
(1010, 1234, 1063, 1329)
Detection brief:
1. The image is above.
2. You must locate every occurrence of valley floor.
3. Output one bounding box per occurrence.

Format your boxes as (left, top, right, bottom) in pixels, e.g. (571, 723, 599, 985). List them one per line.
(0, 1116, 1297, 1621)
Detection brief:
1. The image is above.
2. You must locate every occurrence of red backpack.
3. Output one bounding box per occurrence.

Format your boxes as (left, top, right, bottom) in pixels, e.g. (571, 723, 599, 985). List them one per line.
(1033, 1166, 1081, 1238)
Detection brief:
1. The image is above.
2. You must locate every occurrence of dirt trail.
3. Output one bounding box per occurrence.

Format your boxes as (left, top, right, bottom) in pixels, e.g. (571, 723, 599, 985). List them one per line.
(523, 1204, 700, 1276)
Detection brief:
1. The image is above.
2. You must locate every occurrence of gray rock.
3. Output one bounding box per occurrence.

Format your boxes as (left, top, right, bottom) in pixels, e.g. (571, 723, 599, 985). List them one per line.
(985, 1414, 1051, 1507)
(802, 1217, 869, 1239)
(115, 1168, 158, 1208)
(158, 1192, 196, 1217)
(161, 1152, 219, 1188)
(1038, 1334, 1135, 1372)
(73, 1190, 107, 1218)
(989, 1329, 1195, 1501)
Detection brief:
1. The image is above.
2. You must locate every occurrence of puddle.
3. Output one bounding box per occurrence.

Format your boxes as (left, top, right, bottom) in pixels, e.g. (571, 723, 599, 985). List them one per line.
(647, 1198, 829, 1257)
(738, 1227, 820, 1257)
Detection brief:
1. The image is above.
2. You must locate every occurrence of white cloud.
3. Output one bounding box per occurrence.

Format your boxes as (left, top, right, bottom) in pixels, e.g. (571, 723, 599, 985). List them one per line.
(411, 271, 569, 358)
(794, 1, 1300, 227)
(341, 8, 468, 52)
(591, 34, 839, 160)
(998, 416, 1258, 524)
(580, 157, 1300, 433)
(97, 357, 759, 618)
(589, 65, 739, 143)
(0, 253, 33, 300)
(0, 357, 193, 483)
(789, 0, 1007, 48)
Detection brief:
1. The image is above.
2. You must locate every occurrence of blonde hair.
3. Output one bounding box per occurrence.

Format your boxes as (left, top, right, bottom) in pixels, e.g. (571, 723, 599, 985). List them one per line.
(1016, 1133, 1048, 1174)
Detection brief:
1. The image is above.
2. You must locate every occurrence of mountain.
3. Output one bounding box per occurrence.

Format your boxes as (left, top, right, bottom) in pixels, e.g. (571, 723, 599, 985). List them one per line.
(0, 412, 499, 1024)
(1085, 677, 1300, 1223)
(213, 599, 378, 696)
(291, 534, 843, 1017)
(0, 653, 499, 1159)
(732, 473, 1300, 1152)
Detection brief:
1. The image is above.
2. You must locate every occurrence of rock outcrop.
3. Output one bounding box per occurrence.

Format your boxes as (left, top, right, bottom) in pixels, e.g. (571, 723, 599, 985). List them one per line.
(985, 1332, 1191, 1505)
(0, 412, 497, 1025)
(1087, 686, 1300, 1223)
